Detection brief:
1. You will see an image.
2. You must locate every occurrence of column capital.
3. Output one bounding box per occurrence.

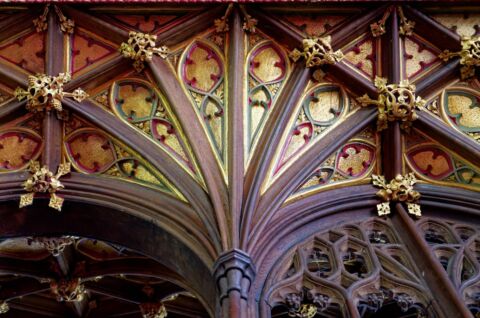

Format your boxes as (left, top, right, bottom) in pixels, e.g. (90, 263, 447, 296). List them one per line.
(213, 249, 255, 304)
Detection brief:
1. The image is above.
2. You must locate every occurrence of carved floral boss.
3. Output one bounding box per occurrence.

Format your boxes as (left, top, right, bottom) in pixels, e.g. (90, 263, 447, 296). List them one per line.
(357, 76, 425, 132)
(20, 161, 71, 211)
(14, 73, 88, 116)
(120, 32, 169, 72)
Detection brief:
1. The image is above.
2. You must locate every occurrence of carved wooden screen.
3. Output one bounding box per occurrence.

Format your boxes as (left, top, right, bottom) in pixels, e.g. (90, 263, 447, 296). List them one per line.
(0, 2, 477, 318)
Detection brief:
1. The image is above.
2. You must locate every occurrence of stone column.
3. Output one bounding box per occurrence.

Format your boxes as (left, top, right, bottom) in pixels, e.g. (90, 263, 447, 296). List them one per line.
(213, 249, 255, 318)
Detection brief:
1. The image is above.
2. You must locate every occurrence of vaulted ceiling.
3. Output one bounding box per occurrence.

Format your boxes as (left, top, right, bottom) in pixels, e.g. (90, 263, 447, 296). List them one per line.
(0, 2, 477, 317)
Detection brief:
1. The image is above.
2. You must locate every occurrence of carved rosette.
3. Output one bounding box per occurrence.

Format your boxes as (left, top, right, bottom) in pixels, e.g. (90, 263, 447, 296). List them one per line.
(371, 173, 421, 217)
(357, 77, 425, 132)
(50, 278, 86, 302)
(119, 32, 169, 72)
(439, 36, 480, 79)
(14, 73, 88, 117)
(290, 36, 344, 68)
(20, 161, 71, 211)
(139, 302, 168, 318)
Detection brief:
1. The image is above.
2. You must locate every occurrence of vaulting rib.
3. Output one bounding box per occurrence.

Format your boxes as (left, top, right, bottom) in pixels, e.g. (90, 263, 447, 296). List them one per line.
(149, 56, 230, 251)
(62, 98, 222, 253)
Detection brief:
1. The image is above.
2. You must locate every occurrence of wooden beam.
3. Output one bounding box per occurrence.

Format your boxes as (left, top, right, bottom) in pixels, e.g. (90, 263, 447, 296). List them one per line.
(415, 59, 459, 98)
(62, 6, 129, 45)
(0, 278, 49, 301)
(148, 56, 230, 251)
(0, 13, 33, 44)
(43, 9, 64, 170)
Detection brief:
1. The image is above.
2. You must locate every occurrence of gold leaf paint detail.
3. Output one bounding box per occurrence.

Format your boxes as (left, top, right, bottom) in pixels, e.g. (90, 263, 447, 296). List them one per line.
(0, 135, 39, 169)
(411, 150, 451, 177)
(338, 148, 371, 176)
(185, 46, 221, 92)
(344, 41, 374, 77)
(447, 95, 480, 128)
(119, 31, 169, 72)
(308, 91, 340, 122)
(154, 124, 188, 162)
(252, 47, 283, 82)
(432, 14, 480, 38)
(68, 134, 115, 172)
(439, 36, 480, 79)
(118, 85, 153, 118)
(405, 38, 438, 78)
(205, 100, 223, 151)
(290, 36, 343, 68)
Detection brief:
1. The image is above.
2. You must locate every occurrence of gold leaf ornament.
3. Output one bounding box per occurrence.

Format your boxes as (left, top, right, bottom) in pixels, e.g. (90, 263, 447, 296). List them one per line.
(120, 32, 169, 72)
(357, 76, 425, 132)
(290, 36, 344, 68)
(20, 161, 71, 211)
(439, 36, 480, 79)
(371, 173, 421, 217)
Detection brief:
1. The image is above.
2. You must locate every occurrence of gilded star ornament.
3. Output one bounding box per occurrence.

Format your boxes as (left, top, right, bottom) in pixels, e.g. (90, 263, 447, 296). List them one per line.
(14, 73, 88, 116)
(371, 173, 421, 217)
(357, 77, 425, 132)
(20, 161, 71, 211)
(120, 32, 169, 72)
(50, 278, 86, 302)
(439, 36, 480, 79)
(290, 36, 344, 68)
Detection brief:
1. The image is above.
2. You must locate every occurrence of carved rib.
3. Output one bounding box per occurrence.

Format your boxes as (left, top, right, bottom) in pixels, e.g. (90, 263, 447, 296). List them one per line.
(0, 12, 33, 45)
(227, 10, 245, 249)
(43, 9, 64, 170)
(61, 98, 221, 253)
(248, 107, 377, 251)
(156, 6, 226, 47)
(240, 65, 310, 250)
(0, 59, 28, 89)
(402, 5, 461, 52)
(0, 278, 50, 301)
(62, 6, 129, 45)
(148, 56, 230, 251)
(392, 203, 473, 318)
(415, 111, 480, 168)
(415, 59, 459, 98)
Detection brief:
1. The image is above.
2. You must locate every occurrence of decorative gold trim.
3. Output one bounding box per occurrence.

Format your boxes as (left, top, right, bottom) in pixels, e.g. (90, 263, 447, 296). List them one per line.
(239, 5, 258, 33)
(50, 278, 86, 302)
(33, 4, 74, 34)
(370, 6, 394, 37)
(214, 4, 257, 34)
(140, 302, 168, 318)
(14, 73, 88, 118)
(289, 36, 344, 68)
(29, 236, 76, 256)
(357, 76, 425, 132)
(397, 7, 415, 36)
(19, 160, 71, 211)
(439, 36, 480, 79)
(371, 173, 421, 217)
(120, 32, 169, 72)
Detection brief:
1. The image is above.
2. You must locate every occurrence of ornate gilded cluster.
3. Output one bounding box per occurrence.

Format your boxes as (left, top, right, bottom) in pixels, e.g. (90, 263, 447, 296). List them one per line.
(140, 302, 168, 318)
(20, 161, 71, 211)
(439, 36, 480, 79)
(50, 278, 86, 302)
(214, 4, 257, 34)
(120, 32, 169, 72)
(33, 4, 75, 34)
(371, 173, 421, 217)
(14, 73, 87, 116)
(290, 36, 344, 68)
(285, 289, 330, 318)
(357, 77, 425, 132)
